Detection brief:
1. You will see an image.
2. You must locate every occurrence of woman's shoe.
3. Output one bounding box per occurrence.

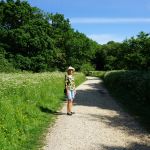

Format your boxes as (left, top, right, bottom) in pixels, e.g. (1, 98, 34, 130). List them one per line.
(67, 112, 72, 116)
(71, 112, 75, 114)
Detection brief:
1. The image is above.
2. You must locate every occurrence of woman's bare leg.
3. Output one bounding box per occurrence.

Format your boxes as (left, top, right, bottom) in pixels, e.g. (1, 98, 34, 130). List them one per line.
(71, 101, 73, 112)
(67, 100, 73, 113)
(69, 101, 72, 112)
(67, 101, 70, 113)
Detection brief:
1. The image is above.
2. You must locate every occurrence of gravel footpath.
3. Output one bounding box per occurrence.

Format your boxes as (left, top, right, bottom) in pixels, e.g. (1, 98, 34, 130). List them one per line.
(42, 77, 150, 150)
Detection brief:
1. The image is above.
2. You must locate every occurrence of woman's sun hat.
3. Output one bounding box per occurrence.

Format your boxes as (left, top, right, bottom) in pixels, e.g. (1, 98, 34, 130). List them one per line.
(67, 66, 75, 71)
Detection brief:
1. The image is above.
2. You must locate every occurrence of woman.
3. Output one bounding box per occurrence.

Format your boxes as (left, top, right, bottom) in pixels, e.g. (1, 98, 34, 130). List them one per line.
(65, 66, 76, 116)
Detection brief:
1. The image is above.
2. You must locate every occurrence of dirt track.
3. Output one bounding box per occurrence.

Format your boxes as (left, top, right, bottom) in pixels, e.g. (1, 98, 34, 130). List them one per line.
(42, 77, 150, 150)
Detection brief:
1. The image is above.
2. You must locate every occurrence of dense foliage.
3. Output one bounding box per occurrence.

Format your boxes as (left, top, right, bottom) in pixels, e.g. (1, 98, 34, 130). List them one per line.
(88, 71, 106, 78)
(1, 1, 150, 73)
(104, 70, 150, 130)
(95, 32, 150, 71)
(0, 72, 85, 150)
(0, 0, 98, 72)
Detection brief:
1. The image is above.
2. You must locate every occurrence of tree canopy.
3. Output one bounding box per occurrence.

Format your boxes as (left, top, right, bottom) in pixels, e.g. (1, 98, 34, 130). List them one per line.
(0, 0, 150, 72)
(95, 32, 150, 71)
(0, 0, 98, 72)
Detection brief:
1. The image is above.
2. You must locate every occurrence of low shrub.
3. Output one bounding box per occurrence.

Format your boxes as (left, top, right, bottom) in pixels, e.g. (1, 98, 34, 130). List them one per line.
(80, 63, 95, 75)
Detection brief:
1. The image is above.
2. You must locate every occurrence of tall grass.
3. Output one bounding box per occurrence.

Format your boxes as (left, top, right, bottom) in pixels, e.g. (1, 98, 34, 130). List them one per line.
(0, 72, 85, 150)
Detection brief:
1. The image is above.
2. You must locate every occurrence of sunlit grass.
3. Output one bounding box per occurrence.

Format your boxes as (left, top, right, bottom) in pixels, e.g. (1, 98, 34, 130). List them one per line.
(0, 72, 85, 150)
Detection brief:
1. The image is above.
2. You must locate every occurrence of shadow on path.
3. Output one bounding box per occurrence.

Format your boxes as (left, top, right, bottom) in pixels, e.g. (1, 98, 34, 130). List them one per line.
(38, 106, 66, 115)
(74, 78, 150, 140)
(42, 77, 150, 150)
(101, 142, 150, 150)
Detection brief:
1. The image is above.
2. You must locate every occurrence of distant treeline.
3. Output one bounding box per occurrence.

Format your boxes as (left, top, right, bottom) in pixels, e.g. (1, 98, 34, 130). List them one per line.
(0, 0, 150, 72)
(95, 33, 150, 71)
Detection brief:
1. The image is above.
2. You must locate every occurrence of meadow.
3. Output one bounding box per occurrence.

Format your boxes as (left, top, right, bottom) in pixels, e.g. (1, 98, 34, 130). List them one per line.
(0, 72, 85, 150)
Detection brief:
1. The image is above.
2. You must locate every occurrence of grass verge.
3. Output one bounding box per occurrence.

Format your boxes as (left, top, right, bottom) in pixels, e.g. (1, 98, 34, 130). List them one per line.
(0, 72, 85, 150)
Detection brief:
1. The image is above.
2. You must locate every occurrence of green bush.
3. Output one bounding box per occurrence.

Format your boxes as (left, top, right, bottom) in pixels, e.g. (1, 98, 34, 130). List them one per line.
(80, 63, 95, 75)
(104, 70, 150, 131)
(88, 71, 106, 79)
(0, 72, 85, 150)
(0, 48, 15, 73)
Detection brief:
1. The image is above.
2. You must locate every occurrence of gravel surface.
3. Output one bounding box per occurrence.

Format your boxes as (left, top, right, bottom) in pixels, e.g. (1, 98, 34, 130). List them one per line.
(42, 77, 150, 150)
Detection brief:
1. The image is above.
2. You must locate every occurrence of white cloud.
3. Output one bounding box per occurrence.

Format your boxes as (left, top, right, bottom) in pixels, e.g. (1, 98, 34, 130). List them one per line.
(87, 34, 124, 44)
(70, 17, 150, 24)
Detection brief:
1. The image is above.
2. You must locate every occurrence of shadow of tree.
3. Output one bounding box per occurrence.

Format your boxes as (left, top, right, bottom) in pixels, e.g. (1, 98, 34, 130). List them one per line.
(101, 142, 150, 150)
(38, 106, 66, 115)
(87, 113, 148, 136)
(74, 78, 150, 137)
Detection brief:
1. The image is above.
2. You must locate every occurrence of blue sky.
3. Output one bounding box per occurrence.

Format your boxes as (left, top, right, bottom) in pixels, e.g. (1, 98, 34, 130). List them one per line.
(27, 0, 150, 44)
